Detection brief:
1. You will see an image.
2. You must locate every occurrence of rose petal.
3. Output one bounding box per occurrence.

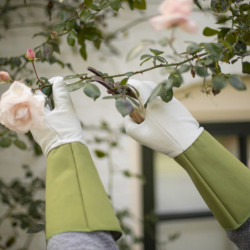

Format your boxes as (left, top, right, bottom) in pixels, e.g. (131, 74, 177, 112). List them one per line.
(179, 20, 198, 33)
(159, 0, 192, 16)
(150, 15, 190, 31)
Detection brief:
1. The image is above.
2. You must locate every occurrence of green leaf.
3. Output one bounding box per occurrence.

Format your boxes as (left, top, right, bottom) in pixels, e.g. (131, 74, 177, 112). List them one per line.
(193, 0, 203, 10)
(228, 75, 246, 90)
(80, 8, 92, 20)
(212, 74, 227, 90)
(149, 48, 164, 55)
(160, 88, 173, 103)
(140, 57, 152, 66)
(84, 0, 93, 6)
(202, 43, 224, 60)
(203, 27, 219, 36)
(168, 70, 183, 87)
(134, 0, 146, 10)
(225, 31, 237, 45)
(186, 42, 202, 55)
(216, 15, 231, 24)
(195, 65, 209, 77)
(84, 83, 101, 101)
(211, 0, 231, 13)
(103, 94, 121, 100)
(80, 44, 87, 60)
(109, 0, 122, 11)
(243, 33, 250, 46)
(14, 140, 27, 150)
(125, 72, 134, 77)
(154, 55, 167, 64)
(144, 83, 163, 108)
(240, 3, 250, 12)
(242, 61, 250, 74)
(126, 96, 140, 107)
(0, 137, 12, 148)
(5, 236, 15, 247)
(67, 81, 85, 92)
(94, 149, 107, 158)
(217, 27, 231, 40)
(120, 78, 128, 85)
(0, 57, 8, 66)
(178, 64, 190, 73)
(27, 224, 45, 234)
(140, 54, 153, 60)
(115, 98, 133, 117)
(10, 57, 21, 67)
(41, 85, 52, 97)
(67, 33, 75, 47)
(234, 41, 247, 54)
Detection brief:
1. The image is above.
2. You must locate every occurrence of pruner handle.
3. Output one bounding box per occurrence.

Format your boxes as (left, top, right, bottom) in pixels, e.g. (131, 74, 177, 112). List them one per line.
(129, 110, 144, 124)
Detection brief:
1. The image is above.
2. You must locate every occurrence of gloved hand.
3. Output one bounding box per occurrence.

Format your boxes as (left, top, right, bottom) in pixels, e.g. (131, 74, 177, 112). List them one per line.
(31, 76, 85, 156)
(124, 79, 203, 158)
(31, 76, 122, 241)
(124, 79, 250, 233)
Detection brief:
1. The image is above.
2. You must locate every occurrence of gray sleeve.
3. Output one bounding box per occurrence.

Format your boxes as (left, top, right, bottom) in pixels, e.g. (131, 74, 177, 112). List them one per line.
(226, 217, 250, 250)
(47, 231, 119, 250)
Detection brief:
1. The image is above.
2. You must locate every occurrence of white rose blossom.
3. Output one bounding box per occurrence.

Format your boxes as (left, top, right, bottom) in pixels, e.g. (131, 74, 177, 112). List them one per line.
(0, 81, 45, 133)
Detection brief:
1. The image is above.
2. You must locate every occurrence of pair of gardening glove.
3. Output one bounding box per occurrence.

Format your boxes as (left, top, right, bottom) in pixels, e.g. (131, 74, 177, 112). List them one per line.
(31, 76, 250, 243)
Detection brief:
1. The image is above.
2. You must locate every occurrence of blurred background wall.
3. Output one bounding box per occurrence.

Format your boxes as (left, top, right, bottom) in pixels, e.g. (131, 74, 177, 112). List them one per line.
(0, 0, 249, 249)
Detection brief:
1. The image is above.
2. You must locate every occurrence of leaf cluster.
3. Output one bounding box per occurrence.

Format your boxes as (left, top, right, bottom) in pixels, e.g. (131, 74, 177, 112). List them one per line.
(0, 165, 45, 249)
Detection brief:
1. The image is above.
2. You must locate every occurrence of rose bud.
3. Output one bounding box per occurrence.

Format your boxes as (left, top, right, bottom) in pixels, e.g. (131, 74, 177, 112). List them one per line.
(26, 48, 36, 61)
(0, 71, 11, 82)
(51, 31, 58, 39)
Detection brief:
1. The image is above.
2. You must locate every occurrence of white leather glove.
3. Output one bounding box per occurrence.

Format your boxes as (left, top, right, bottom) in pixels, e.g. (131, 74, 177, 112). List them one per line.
(31, 76, 85, 156)
(124, 79, 204, 158)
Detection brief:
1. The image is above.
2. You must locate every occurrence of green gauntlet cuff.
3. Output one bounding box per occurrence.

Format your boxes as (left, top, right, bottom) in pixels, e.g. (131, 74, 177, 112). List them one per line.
(45, 142, 122, 240)
(175, 130, 250, 230)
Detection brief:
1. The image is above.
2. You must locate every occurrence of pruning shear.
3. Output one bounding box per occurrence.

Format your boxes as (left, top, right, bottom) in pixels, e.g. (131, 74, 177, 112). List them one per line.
(88, 67, 144, 124)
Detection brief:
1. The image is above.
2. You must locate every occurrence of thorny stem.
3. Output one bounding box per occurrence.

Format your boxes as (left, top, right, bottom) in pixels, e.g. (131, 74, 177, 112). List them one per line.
(168, 28, 178, 56)
(73, 51, 208, 85)
(95, 52, 207, 79)
(31, 61, 45, 86)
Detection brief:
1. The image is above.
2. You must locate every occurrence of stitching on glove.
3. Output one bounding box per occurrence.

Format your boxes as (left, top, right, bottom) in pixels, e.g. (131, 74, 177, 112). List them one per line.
(69, 143, 89, 227)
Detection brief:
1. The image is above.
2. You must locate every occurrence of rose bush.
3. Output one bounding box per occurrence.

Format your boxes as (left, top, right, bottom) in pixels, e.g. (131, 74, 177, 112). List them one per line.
(149, 0, 198, 32)
(0, 81, 45, 133)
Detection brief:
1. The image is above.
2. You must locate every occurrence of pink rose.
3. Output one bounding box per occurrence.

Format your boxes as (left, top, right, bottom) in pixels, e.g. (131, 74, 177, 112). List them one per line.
(0, 71, 11, 82)
(0, 81, 45, 133)
(26, 48, 36, 61)
(150, 0, 198, 33)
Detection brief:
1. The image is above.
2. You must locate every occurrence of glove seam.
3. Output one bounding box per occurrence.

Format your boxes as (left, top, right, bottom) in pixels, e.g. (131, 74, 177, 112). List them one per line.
(69, 143, 89, 227)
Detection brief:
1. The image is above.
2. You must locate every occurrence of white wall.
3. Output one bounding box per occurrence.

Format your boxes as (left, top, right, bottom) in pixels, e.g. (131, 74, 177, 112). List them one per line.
(0, 1, 243, 249)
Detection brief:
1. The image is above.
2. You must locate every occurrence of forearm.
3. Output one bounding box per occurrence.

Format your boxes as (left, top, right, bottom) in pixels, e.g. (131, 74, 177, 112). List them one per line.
(174, 130, 250, 230)
(46, 142, 122, 241)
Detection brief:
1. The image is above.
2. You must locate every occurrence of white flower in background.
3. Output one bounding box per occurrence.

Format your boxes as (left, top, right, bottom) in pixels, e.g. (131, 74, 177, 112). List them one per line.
(150, 0, 198, 33)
